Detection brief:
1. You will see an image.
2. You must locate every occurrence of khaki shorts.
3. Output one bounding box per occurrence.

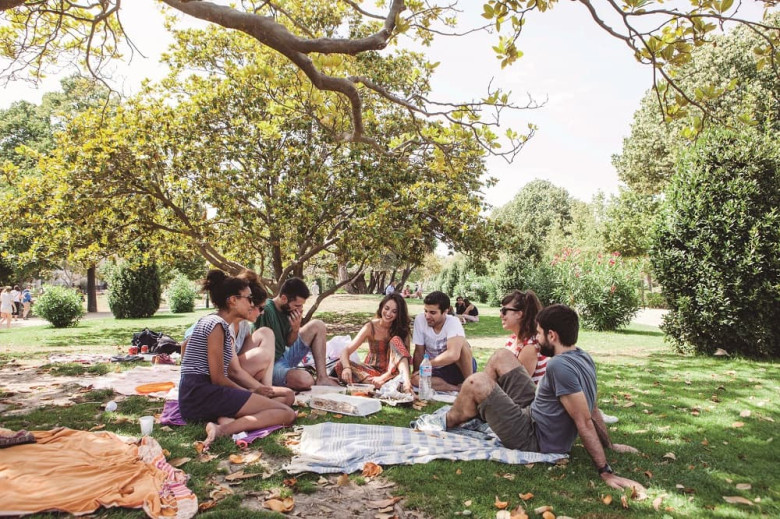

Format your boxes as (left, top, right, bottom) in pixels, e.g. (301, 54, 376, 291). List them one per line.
(477, 366, 539, 451)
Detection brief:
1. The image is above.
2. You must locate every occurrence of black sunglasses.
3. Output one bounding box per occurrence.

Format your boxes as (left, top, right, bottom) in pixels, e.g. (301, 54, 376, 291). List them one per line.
(235, 294, 257, 307)
(500, 306, 521, 316)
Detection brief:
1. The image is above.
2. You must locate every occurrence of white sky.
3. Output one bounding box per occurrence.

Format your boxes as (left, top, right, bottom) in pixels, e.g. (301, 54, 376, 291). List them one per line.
(0, 2, 769, 207)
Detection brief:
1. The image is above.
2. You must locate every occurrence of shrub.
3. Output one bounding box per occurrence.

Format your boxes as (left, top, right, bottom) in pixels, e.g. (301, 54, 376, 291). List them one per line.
(107, 261, 162, 319)
(652, 129, 780, 357)
(166, 272, 198, 313)
(644, 292, 668, 309)
(551, 249, 641, 331)
(35, 286, 85, 328)
(494, 255, 559, 307)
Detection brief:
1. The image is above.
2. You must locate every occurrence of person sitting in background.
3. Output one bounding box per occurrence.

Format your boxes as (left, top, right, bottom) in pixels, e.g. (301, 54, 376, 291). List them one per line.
(401, 285, 411, 298)
(456, 297, 479, 323)
(411, 291, 476, 392)
(336, 293, 413, 393)
(413, 283, 423, 299)
(502, 289, 546, 384)
(179, 269, 296, 450)
(231, 275, 295, 406)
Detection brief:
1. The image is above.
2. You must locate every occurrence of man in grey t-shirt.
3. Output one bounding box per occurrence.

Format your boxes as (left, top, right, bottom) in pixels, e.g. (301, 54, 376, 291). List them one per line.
(412, 304, 645, 493)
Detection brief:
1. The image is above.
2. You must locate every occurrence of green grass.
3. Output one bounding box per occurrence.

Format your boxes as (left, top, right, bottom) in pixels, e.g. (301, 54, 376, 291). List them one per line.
(1, 298, 778, 518)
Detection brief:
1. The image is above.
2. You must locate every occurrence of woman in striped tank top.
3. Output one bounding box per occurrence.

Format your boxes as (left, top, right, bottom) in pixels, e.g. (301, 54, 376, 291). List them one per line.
(501, 290, 546, 385)
(179, 269, 296, 450)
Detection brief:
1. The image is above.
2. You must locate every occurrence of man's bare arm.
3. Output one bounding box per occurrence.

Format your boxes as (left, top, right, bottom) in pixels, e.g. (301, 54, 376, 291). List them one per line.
(431, 336, 466, 366)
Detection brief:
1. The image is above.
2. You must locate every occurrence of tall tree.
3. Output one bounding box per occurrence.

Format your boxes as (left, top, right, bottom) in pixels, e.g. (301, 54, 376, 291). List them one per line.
(1, 1, 777, 153)
(27, 26, 504, 318)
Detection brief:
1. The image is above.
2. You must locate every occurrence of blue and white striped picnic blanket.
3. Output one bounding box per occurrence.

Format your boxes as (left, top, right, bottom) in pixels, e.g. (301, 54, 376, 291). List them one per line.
(284, 421, 567, 474)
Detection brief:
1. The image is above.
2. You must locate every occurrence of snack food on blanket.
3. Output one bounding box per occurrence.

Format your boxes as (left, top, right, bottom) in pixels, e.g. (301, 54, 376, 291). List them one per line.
(309, 394, 381, 416)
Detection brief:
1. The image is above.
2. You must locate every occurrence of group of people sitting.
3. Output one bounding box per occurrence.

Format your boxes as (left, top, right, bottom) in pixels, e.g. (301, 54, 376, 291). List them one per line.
(179, 269, 644, 493)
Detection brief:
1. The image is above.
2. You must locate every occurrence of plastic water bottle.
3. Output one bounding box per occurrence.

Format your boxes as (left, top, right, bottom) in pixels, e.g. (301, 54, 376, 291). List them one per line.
(419, 354, 433, 400)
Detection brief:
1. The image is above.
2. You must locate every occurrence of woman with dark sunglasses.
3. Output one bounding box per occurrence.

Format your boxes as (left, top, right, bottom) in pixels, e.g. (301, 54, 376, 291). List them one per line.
(179, 269, 296, 450)
(500, 290, 546, 384)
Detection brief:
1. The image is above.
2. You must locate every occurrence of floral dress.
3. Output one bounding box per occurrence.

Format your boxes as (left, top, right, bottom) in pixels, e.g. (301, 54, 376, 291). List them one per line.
(335, 322, 411, 382)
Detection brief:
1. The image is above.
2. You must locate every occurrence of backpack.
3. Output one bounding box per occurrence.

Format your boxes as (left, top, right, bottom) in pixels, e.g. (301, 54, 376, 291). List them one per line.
(131, 328, 181, 355)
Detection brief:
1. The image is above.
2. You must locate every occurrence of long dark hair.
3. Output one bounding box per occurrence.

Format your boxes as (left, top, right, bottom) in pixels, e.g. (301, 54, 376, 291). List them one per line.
(202, 269, 250, 310)
(376, 293, 411, 343)
(502, 289, 542, 341)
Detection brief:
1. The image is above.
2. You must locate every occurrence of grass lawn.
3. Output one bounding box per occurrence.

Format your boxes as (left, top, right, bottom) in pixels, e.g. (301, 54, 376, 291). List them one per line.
(1, 297, 778, 518)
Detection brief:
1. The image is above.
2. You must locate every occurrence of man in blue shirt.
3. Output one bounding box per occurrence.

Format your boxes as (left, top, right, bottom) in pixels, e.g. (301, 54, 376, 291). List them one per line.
(412, 304, 645, 493)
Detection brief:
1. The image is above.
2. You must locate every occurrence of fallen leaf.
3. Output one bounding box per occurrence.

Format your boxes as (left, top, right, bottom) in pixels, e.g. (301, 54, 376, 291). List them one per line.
(621, 495, 629, 509)
(701, 438, 709, 446)
(496, 511, 511, 519)
(89, 424, 105, 431)
(337, 473, 350, 486)
(735, 483, 752, 490)
(333, 414, 344, 419)
(644, 470, 653, 479)
(602, 495, 613, 505)
(663, 452, 677, 461)
(169, 457, 191, 468)
(368, 497, 403, 509)
(456, 468, 462, 475)
(541, 512, 555, 519)
(502, 473, 516, 481)
(209, 485, 233, 501)
(495, 496, 509, 509)
(362, 462, 383, 477)
(198, 500, 217, 511)
(740, 410, 751, 418)
(283, 477, 297, 487)
(652, 496, 663, 511)
(519, 492, 534, 501)
(263, 497, 295, 513)
(622, 401, 636, 408)
(534, 505, 553, 514)
(510, 505, 529, 519)
(194, 441, 206, 454)
(732, 422, 745, 428)
(317, 476, 328, 486)
(197, 453, 217, 462)
(296, 411, 308, 418)
(464, 500, 472, 507)
(228, 454, 244, 464)
(722, 496, 753, 506)
(225, 470, 261, 482)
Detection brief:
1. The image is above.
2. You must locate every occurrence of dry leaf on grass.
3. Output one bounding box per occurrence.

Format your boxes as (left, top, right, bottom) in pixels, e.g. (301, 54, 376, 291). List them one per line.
(541, 512, 555, 519)
(464, 500, 472, 506)
(198, 500, 217, 511)
(739, 410, 751, 418)
(362, 462, 383, 477)
(209, 486, 233, 501)
(644, 470, 653, 479)
(663, 452, 677, 460)
(732, 421, 745, 428)
(534, 505, 553, 514)
(89, 424, 105, 431)
(194, 441, 206, 454)
(225, 470, 262, 482)
(169, 457, 191, 468)
(263, 497, 295, 513)
(735, 483, 752, 490)
(456, 468, 462, 475)
(496, 511, 511, 519)
(652, 496, 664, 511)
(495, 496, 509, 509)
(602, 495, 613, 505)
(228, 454, 245, 464)
(197, 453, 218, 462)
(510, 505, 529, 519)
(283, 477, 297, 487)
(368, 497, 403, 509)
(723, 496, 753, 506)
(518, 492, 534, 501)
(337, 473, 351, 486)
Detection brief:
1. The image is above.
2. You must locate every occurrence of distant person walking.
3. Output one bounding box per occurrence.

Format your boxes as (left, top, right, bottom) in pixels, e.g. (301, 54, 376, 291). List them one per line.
(1, 287, 13, 328)
(21, 286, 32, 319)
(10, 285, 21, 321)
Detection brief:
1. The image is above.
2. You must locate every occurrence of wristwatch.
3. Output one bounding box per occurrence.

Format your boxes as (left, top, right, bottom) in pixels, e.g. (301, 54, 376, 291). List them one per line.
(597, 463, 614, 475)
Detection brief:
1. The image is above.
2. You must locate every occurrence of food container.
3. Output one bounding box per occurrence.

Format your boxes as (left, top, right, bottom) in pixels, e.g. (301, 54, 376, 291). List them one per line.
(347, 384, 374, 397)
(309, 393, 382, 416)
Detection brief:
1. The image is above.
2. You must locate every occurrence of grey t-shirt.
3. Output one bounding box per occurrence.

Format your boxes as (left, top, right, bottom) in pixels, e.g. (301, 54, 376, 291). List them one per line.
(531, 348, 597, 453)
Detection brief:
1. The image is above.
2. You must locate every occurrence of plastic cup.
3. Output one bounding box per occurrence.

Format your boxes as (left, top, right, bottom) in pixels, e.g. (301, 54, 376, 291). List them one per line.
(139, 415, 154, 436)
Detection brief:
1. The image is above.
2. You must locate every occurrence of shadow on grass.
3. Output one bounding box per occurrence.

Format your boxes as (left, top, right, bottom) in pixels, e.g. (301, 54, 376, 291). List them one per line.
(613, 327, 664, 337)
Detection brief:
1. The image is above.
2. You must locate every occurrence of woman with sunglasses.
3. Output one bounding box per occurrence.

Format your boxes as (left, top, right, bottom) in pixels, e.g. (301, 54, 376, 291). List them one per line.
(336, 293, 414, 393)
(500, 290, 546, 384)
(179, 269, 296, 450)
(231, 274, 295, 406)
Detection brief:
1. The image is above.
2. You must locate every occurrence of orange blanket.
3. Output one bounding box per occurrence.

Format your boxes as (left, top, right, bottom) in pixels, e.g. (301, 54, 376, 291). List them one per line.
(0, 428, 197, 518)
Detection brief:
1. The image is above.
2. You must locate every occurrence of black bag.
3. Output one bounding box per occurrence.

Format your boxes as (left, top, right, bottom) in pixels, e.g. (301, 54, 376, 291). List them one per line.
(131, 328, 162, 349)
(151, 335, 181, 355)
(131, 328, 181, 355)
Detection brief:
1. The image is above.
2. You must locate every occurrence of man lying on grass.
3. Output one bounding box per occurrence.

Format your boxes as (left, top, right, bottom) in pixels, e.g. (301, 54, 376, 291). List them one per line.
(412, 304, 645, 492)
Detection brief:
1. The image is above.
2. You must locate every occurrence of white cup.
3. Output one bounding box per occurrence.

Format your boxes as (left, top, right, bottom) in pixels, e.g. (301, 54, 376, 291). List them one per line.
(139, 415, 154, 436)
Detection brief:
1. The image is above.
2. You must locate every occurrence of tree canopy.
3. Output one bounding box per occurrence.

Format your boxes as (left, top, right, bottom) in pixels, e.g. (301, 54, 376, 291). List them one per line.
(2, 1, 777, 156)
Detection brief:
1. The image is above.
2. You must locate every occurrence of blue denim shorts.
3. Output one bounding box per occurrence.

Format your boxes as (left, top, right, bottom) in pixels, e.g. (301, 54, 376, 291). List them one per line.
(272, 335, 311, 386)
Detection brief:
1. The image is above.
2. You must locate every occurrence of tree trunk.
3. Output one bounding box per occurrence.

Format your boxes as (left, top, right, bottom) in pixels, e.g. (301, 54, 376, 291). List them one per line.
(87, 265, 97, 313)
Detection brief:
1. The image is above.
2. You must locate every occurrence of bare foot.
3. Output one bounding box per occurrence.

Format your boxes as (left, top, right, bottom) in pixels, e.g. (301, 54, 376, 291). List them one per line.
(203, 422, 221, 451)
(315, 376, 341, 387)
